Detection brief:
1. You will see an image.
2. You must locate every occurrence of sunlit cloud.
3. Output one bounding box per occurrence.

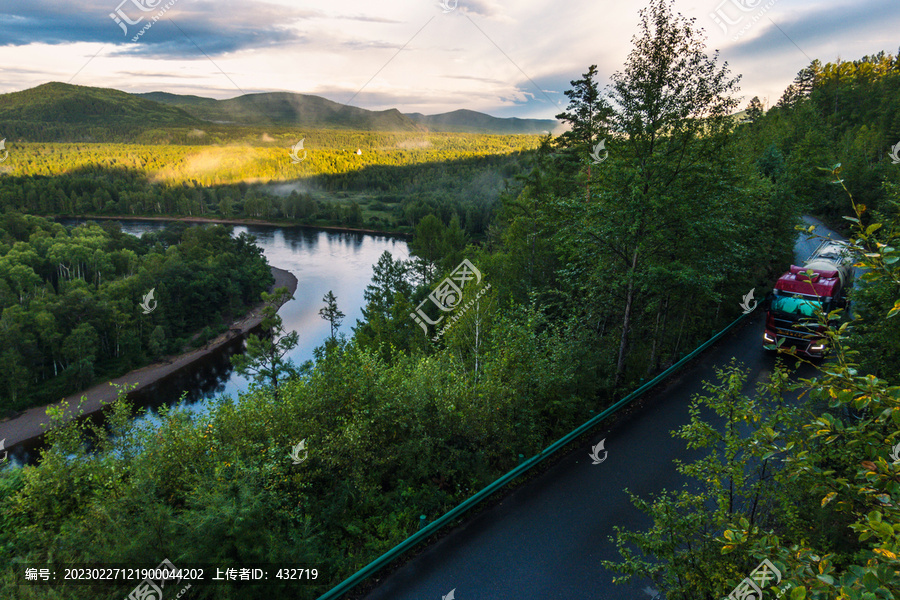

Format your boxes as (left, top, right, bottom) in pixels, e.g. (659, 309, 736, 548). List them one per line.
(0, 0, 895, 118)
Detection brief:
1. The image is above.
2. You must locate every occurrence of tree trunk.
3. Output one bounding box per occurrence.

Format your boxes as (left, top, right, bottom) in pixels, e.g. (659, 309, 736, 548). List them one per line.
(586, 164, 592, 202)
(615, 247, 640, 387)
(473, 300, 482, 381)
(647, 296, 667, 376)
(673, 310, 688, 359)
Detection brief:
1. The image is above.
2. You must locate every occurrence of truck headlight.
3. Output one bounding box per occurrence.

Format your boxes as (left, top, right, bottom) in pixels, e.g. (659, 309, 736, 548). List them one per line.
(763, 332, 776, 343)
(810, 343, 826, 353)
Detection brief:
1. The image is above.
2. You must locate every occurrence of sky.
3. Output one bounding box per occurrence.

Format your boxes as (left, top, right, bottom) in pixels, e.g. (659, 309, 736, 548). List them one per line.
(0, 0, 897, 120)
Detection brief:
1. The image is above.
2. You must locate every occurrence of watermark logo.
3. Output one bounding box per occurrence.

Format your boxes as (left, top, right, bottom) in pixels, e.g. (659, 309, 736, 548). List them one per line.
(0, 139, 8, 163)
(289, 439, 308, 465)
(410, 259, 491, 341)
(643, 587, 660, 599)
(440, 0, 458, 13)
(889, 141, 900, 165)
(110, 0, 180, 42)
(710, 0, 778, 40)
(726, 558, 792, 600)
(110, 0, 161, 35)
(125, 558, 191, 600)
(740, 288, 757, 314)
(442, 589, 456, 600)
(140, 288, 157, 314)
(890, 440, 900, 463)
(290, 139, 307, 163)
(589, 439, 608, 465)
(0, 438, 7, 462)
(590, 139, 608, 164)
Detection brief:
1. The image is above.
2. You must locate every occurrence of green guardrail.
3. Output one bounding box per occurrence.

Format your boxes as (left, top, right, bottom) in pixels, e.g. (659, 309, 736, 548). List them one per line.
(317, 307, 757, 600)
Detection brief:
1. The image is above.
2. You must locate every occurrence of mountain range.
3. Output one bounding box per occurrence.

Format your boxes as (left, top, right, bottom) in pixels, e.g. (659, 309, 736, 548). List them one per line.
(0, 82, 560, 135)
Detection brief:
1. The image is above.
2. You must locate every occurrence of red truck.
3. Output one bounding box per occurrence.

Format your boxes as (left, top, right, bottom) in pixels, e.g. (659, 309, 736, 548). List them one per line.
(763, 240, 854, 357)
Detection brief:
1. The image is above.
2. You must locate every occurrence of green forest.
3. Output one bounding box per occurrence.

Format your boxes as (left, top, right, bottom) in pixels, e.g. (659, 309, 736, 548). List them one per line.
(1, 1, 900, 599)
(0, 132, 539, 236)
(0, 217, 272, 415)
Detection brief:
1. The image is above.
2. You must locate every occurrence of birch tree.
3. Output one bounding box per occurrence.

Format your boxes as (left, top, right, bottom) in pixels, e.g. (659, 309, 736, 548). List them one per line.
(555, 0, 741, 386)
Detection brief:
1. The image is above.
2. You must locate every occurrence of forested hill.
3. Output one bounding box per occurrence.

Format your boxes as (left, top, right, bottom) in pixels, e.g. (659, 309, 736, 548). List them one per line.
(0, 82, 562, 140)
(405, 109, 561, 135)
(138, 90, 423, 131)
(0, 82, 200, 127)
(140, 91, 562, 133)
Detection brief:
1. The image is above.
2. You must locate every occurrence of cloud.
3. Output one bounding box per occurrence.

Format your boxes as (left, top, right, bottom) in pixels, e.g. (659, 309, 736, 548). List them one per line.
(0, 0, 316, 56)
(116, 70, 202, 79)
(705, 0, 900, 109)
(458, 0, 503, 18)
(333, 13, 404, 24)
(441, 74, 507, 84)
(0, 0, 896, 119)
(724, 0, 900, 62)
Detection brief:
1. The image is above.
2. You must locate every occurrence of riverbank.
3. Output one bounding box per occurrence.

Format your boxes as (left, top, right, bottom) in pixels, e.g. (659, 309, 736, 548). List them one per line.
(0, 266, 298, 451)
(68, 214, 412, 239)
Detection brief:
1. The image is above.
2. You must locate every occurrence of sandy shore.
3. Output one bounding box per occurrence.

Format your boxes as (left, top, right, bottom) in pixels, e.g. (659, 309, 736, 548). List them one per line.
(0, 266, 298, 450)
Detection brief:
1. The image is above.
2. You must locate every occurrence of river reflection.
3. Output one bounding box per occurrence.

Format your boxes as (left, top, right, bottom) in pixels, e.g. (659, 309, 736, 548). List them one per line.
(36, 219, 410, 455)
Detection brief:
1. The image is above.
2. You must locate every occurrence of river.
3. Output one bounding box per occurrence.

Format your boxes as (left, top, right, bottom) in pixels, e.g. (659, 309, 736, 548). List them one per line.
(9, 220, 408, 463)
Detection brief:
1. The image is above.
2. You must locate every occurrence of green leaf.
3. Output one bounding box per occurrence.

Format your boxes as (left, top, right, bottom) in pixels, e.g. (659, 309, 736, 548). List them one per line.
(865, 223, 882, 235)
(790, 586, 807, 599)
(821, 491, 837, 507)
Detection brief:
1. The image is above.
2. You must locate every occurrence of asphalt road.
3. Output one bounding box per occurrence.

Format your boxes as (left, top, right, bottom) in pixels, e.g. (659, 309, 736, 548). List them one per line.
(359, 218, 842, 600)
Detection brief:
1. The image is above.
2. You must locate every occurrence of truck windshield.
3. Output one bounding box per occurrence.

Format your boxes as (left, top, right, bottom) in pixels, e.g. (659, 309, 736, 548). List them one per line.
(771, 292, 822, 317)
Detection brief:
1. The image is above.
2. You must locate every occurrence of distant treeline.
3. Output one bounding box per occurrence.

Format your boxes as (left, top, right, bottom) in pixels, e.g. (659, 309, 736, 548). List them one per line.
(0, 150, 530, 235)
(738, 51, 900, 223)
(0, 215, 272, 414)
(0, 130, 538, 185)
(0, 124, 540, 152)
